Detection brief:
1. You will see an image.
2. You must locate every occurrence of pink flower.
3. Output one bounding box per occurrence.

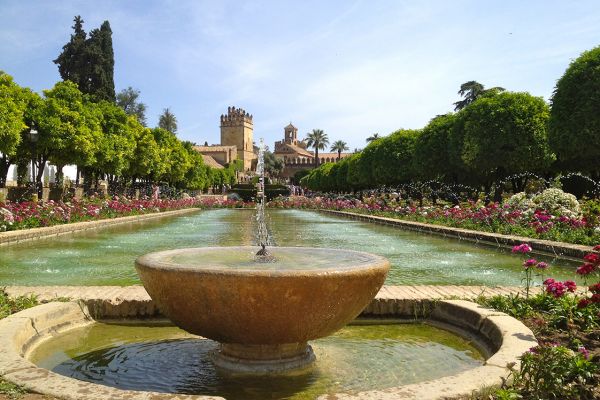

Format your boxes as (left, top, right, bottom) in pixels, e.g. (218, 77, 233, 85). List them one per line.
(543, 278, 555, 285)
(512, 243, 532, 254)
(523, 258, 538, 268)
(545, 281, 566, 298)
(535, 261, 549, 270)
(578, 346, 590, 359)
(593, 244, 600, 251)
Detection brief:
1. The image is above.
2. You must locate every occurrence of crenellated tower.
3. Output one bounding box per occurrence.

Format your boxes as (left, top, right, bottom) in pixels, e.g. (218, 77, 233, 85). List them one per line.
(220, 106, 255, 171)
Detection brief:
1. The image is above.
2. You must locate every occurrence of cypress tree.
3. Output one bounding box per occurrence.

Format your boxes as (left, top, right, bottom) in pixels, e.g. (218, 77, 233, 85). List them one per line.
(86, 21, 115, 101)
(53, 16, 88, 87)
(54, 17, 115, 102)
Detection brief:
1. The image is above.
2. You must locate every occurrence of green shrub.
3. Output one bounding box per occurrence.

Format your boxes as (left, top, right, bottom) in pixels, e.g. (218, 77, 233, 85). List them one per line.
(0, 289, 38, 320)
(510, 344, 597, 400)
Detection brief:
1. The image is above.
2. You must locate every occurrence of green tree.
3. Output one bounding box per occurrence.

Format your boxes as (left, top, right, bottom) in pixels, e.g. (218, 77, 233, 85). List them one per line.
(306, 129, 329, 167)
(182, 141, 209, 190)
(549, 45, 600, 178)
(40, 81, 102, 184)
(370, 129, 420, 186)
(413, 114, 456, 181)
(125, 122, 162, 183)
(263, 150, 284, 177)
(158, 108, 178, 134)
(0, 72, 27, 187)
(453, 81, 505, 111)
(116, 87, 147, 125)
(151, 128, 190, 185)
(94, 101, 136, 183)
(458, 91, 554, 195)
(330, 140, 349, 161)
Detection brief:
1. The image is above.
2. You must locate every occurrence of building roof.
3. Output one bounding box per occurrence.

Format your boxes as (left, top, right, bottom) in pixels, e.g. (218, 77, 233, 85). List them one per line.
(201, 154, 224, 169)
(275, 143, 314, 158)
(193, 145, 237, 152)
(284, 123, 297, 130)
(316, 152, 354, 159)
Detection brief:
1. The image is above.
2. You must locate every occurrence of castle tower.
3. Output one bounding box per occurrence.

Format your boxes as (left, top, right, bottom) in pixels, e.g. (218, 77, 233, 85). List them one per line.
(284, 123, 298, 145)
(220, 106, 256, 171)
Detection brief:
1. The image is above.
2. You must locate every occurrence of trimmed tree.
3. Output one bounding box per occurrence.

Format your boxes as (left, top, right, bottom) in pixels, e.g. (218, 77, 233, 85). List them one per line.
(549, 45, 600, 178)
(413, 113, 456, 181)
(458, 91, 554, 197)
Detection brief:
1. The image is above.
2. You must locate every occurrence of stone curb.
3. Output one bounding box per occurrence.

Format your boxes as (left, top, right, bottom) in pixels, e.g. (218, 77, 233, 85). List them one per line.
(320, 209, 593, 260)
(0, 208, 200, 247)
(0, 299, 536, 400)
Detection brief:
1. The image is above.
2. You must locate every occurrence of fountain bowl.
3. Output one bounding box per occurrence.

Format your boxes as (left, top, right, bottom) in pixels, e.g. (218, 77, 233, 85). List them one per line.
(135, 246, 390, 373)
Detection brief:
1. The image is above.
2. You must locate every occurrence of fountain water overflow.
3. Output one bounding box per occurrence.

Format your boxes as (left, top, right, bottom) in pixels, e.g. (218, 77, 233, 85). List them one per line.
(135, 138, 390, 373)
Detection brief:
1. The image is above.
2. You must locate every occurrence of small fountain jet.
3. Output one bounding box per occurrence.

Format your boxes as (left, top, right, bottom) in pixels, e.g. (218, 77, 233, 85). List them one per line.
(255, 138, 274, 262)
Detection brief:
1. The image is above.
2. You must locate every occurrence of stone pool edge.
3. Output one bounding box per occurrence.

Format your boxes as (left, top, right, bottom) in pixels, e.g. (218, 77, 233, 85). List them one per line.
(0, 208, 201, 247)
(0, 298, 536, 400)
(320, 209, 593, 260)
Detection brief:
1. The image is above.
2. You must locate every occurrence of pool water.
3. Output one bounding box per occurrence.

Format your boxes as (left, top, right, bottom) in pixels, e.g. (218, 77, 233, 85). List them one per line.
(29, 321, 484, 399)
(0, 209, 579, 286)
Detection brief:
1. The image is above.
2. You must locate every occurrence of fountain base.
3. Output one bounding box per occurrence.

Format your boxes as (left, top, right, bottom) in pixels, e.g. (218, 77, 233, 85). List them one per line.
(212, 342, 316, 374)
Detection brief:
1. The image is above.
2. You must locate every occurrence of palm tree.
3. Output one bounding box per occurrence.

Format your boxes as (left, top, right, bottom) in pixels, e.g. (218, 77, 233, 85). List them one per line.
(306, 129, 329, 167)
(158, 108, 178, 134)
(330, 140, 349, 161)
(366, 133, 380, 143)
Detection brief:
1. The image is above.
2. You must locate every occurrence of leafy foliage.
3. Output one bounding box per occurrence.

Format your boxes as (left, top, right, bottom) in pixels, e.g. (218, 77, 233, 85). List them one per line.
(116, 86, 147, 125)
(549, 45, 600, 177)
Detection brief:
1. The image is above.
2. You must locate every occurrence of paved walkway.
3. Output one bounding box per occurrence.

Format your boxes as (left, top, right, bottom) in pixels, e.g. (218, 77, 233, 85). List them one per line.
(5, 285, 529, 303)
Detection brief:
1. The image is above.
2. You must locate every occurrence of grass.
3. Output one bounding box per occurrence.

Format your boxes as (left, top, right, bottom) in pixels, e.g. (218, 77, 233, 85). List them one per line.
(0, 377, 27, 399)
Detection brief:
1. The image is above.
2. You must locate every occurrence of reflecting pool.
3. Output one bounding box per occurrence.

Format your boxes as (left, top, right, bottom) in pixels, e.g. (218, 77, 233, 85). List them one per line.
(0, 209, 579, 286)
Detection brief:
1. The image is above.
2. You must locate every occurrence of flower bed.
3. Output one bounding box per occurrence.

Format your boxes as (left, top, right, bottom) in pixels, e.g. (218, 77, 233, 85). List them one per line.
(475, 244, 600, 399)
(268, 196, 600, 246)
(0, 197, 252, 232)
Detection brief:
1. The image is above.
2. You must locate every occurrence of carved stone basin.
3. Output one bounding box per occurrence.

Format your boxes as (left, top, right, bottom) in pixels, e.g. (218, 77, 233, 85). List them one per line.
(135, 246, 390, 373)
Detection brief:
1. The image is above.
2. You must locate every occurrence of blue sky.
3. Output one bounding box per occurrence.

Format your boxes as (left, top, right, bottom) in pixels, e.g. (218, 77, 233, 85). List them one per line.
(1, 0, 599, 151)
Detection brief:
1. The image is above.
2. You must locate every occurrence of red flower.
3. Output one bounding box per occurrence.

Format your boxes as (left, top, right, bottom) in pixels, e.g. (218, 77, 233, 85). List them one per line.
(593, 244, 600, 251)
(577, 298, 592, 308)
(589, 283, 600, 293)
(583, 253, 600, 264)
(591, 293, 600, 303)
(564, 280, 577, 292)
(543, 278, 555, 285)
(576, 263, 595, 275)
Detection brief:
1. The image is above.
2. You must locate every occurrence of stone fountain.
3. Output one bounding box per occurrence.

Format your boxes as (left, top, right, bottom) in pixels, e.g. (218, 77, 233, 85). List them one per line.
(135, 139, 390, 373)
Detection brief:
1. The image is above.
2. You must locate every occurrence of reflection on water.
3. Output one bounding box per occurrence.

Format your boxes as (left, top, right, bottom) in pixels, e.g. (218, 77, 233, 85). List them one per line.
(0, 209, 579, 286)
(30, 322, 484, 399)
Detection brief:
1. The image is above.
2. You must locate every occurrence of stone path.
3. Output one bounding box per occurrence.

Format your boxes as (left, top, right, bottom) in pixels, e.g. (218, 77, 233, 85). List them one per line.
(5, 284, 529, 303)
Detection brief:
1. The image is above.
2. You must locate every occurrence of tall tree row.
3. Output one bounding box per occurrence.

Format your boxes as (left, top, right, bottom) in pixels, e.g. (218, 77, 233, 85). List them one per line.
(301, 44, 600, 195)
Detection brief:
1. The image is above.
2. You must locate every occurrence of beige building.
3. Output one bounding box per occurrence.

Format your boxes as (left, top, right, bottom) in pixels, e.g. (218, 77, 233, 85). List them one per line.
(220, 107, 256, 171)
(273, 123, 352, 179)
(193, 106, 257, 172)
(192, 145, 237, 167)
